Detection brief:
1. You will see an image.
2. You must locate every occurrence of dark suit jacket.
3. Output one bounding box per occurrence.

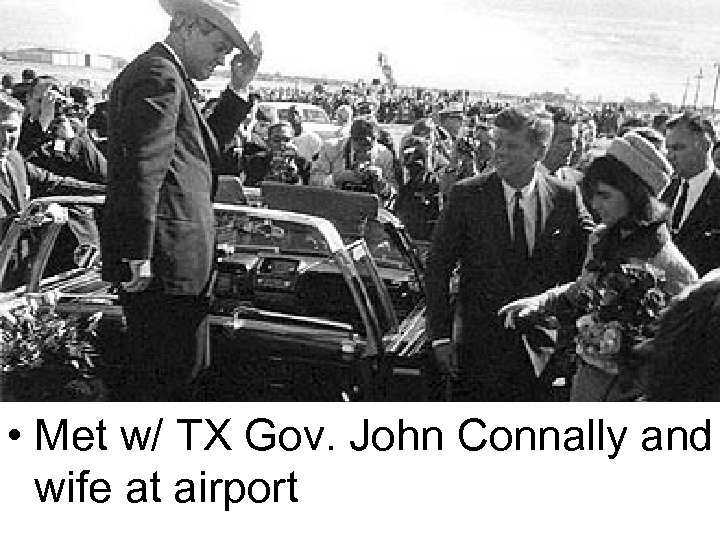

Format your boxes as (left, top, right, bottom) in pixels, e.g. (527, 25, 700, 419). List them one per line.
(662, 169, 720, 277)
(425, 171, 594, 344)
(18, 119, 107, 185)
(0, 151, 29, 220)
(101, 43, 252, 295)
(1, 149, 105, 245)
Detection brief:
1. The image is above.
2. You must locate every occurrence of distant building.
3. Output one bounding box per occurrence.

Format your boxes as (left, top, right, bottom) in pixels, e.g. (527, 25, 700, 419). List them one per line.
(1, 47, 126, 70)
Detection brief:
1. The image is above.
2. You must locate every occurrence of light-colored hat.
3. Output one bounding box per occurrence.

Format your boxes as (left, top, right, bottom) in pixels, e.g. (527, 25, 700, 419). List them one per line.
(160, 0, 251, 54)
(606, 131, 672, 196)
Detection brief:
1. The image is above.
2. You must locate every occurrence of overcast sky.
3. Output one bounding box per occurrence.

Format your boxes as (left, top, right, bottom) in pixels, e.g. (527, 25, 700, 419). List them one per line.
(1, 0, 720, 104)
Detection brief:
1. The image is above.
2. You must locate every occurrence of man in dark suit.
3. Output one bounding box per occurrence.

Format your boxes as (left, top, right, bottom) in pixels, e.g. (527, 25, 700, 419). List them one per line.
(663, 111, 720, 277)
(1, 92, 104, 234)
(425, 105, 594, 401)
(100, 0, 262, 400)
(1, 97, 30, 246)
(18, 75, 107, 186)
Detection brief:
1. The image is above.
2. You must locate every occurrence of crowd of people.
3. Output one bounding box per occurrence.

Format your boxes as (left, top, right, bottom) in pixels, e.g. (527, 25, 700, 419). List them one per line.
(3, 0, 720, 402)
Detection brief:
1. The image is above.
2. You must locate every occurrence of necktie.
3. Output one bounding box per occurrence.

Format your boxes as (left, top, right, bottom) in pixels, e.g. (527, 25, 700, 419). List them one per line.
(513, 190, 529, 260)
(671, 180, 689, 233)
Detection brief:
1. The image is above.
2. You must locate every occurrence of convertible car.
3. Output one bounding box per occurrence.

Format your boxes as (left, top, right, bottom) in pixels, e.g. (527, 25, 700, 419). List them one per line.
(0, 189, 434, 401)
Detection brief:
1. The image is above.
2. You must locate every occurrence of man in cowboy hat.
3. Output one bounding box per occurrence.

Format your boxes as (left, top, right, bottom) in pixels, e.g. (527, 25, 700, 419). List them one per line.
(101, 0, 263, 400)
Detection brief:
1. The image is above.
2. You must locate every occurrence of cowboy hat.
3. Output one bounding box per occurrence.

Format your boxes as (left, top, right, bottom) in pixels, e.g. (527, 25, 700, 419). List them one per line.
(159, 0, 252, 55)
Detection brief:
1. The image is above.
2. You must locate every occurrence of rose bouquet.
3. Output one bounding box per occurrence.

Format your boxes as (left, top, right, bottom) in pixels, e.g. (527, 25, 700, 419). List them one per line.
(570, 262, 669, 374)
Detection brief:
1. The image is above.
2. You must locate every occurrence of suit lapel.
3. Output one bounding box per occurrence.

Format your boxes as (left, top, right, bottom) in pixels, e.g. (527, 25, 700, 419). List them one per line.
(486, 173, 512, 250)
(677, 170, 720, 241)
(530, 174, 557, 258)
(483, 174, 520, 275)
(661, 177, 680, 207)
(151, 43, 220, 167)
(0, 154, 27, 213)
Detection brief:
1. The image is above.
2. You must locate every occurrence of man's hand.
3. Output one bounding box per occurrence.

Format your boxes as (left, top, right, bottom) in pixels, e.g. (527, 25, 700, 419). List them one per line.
(497, 297, 540, 329)
(122, 259, 153, 293)
(230, 31, 263, 91)
(51, 116, 77, 141)
(433, 341, 458, 379)
(366, 165, 383, 181)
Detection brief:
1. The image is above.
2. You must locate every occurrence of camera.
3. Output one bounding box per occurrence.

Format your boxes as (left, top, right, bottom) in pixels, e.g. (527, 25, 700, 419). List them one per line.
(54, 97, 87, 120)
(266, 147, 301, 184)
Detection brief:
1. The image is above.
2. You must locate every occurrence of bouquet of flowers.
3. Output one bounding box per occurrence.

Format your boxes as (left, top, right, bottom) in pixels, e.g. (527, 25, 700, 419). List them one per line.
(0, 294, 106, 401)
(570, 262, 669, 374)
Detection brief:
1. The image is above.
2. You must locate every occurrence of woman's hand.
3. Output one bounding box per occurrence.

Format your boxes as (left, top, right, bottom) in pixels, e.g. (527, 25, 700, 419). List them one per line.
(498, 297, 540, 329)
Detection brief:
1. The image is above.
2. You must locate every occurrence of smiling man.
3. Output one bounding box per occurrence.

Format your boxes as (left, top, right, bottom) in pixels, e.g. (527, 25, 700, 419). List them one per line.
(425, 105, 594, 401)
(100, 0, 263, 401)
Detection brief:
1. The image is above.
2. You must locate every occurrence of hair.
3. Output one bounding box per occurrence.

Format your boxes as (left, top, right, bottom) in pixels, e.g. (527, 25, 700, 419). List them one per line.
(639, 269, 720, 401)
(666, 110, 717, 143)
(1, 73, 14, 89)
(0, 91, 24, 116)
(21, 68, 36, 81)
(493, 106, 554, 148)
(582, 155, 668, 226)
(652, 113, 669, 131)
(336, 104, 352, 122)
(546, 105, 578, 126)
(617, 117, 646, 137)
(268, 121, 294, 137)
(350, 115, 379, 139)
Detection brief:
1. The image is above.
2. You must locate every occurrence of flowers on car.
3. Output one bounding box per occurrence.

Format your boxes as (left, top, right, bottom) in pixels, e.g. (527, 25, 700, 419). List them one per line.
(0, 293, 105, 401)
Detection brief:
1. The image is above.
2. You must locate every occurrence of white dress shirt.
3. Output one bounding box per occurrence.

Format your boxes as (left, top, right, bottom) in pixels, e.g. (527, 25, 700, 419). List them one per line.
(672, 167, 713, 229)
(502, 169, 543, 255)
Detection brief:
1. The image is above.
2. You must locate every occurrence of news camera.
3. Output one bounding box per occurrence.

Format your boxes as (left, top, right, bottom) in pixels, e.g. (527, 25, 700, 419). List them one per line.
(340, 158, 377, 194)
(266, 147, 302, 184)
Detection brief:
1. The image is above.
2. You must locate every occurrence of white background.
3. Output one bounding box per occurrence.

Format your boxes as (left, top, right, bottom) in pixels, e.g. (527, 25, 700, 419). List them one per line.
(0, 403, 717, 539)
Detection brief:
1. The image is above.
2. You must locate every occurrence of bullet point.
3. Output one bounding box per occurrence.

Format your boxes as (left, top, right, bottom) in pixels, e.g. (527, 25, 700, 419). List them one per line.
(8, 429, 20, 441)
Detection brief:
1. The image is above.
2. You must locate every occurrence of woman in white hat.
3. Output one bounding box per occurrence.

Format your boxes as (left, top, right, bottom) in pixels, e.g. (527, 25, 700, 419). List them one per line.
(500, 131, 698, 401)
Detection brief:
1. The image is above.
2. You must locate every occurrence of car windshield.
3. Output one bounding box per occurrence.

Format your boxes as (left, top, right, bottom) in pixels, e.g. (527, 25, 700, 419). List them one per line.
(302, 108, 330, 123)
(277, 107, 329, 124)
(340, 220, 410, 271)
(215, 210, 331, 256)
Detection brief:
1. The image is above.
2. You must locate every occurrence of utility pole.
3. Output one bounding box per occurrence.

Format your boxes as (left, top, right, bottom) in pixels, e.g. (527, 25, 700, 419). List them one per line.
(693, 67, 704, 110)
(712, 62, 720, 113)
(682, 77, 691, 109)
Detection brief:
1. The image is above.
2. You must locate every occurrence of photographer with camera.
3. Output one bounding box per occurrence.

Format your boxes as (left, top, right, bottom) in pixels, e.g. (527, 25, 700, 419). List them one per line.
(311, 116, 397, 203)
(17, 76, 107, 187)
(394, 135, 441, 241)
(244, 121, 310, 186)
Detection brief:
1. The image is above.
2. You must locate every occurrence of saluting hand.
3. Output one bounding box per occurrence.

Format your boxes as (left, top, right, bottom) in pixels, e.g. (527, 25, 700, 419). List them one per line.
(230, 32, 263, 91)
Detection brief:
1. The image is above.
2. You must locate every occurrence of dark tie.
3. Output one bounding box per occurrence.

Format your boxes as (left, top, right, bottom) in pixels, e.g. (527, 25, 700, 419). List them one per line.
(512, 190, 529, 261)
(671, 180, 689, 233)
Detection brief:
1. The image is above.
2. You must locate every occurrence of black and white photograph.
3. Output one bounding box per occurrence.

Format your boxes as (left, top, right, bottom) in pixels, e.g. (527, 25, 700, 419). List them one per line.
(2, 0, 720, 403)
